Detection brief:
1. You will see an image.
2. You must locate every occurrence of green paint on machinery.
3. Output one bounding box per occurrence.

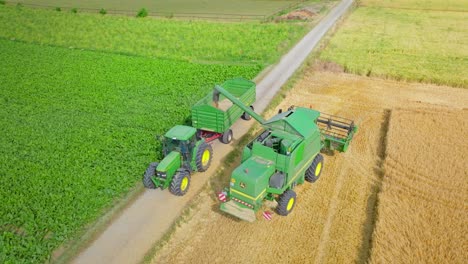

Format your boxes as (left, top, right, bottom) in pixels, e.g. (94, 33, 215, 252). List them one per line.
(143, 78, 256, 196)
(192, 78, 256, 144)
(217, 85, 358, 222)
(143, 125, 213, 196)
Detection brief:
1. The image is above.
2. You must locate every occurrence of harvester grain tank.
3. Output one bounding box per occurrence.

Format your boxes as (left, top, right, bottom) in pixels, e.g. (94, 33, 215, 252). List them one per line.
(216, 85, 358, 221)
(143, 78, 256, 196)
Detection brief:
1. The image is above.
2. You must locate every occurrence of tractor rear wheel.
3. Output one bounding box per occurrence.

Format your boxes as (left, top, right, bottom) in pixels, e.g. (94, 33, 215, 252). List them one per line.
(195, 141, 213, 172)
(220, 129, 233, 144)
(305, 154, 324, 183)
(170, 171, 191, 196)
(276, 189, 297, 216)
(241, 105, 254, 120)
(143, 162, 158, 189)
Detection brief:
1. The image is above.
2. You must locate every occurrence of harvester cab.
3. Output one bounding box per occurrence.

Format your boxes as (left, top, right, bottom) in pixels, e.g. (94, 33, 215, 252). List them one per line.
(143, 125, 213, 196)
(216, 85, 358, 222)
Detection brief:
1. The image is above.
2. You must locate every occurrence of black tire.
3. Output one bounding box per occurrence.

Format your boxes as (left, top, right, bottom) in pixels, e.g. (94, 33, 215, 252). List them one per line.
(276, 189, 297, 216)
(170, 171, 191, 196)
(241, 105, 254, 120)
(195, 141, 213, 172)
(196, 129, 203, 140)
(305, 154, 324, 183)
(220, 129, 233, 144)
(143, 162, 158, 189)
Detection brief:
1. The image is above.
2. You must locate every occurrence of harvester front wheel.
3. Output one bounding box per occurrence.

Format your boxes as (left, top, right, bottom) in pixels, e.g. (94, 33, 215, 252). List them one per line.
(241, 105, 254, 120)
(276, 190, 297, 216)
(195, 141, 213, 172)
(220, 129, 233, 144)
(170, 171, 191, 196)
(305, 154, 324, 183)
(143, 162, 158, 189)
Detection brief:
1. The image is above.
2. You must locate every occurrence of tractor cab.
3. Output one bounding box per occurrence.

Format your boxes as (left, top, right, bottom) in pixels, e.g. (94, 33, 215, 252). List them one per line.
(162, 125, 197, 160)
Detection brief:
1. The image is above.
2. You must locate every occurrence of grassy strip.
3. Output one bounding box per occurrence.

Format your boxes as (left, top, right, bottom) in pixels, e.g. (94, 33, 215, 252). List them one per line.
(8, 0, 299, 15)
(0, 39, 259, 263)
(320, 5, 468, 87)
(0, 4, 308, 65)
(359, 0, 468, 11)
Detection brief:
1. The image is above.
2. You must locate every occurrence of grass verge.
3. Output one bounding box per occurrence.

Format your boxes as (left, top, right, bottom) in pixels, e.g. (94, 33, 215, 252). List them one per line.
(320, 4, 468, 87)
(0, 4, 308, 65)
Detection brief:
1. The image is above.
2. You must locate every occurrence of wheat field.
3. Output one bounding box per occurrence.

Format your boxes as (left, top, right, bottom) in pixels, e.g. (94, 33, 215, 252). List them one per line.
(369, 108, 468, 263)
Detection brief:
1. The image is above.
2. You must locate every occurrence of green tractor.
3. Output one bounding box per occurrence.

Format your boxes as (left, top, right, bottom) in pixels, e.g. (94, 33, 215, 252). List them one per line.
(143, 125, 213, 196)
(143, 78, 256, 196)
(216, 85, 358, 221)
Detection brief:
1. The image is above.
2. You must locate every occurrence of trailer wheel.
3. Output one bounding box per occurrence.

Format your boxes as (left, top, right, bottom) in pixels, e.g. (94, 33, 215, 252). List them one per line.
(143, 162, 158, 189)
(276, 190, 297, 216)
(241, 105, 254, 120)
(220, 129, 233, 144)
(195, 141, 213, 172)
(170, 171, 191, 196)
(305, 154, 324, 183)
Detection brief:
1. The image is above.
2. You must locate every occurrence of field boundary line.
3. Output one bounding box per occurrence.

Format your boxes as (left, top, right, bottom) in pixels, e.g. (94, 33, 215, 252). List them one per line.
(4, 1, 272, 21)
(358, 109, 391, 263)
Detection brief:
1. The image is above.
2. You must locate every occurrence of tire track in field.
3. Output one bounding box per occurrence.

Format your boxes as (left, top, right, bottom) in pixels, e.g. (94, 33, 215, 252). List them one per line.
(314, 155, 347, 264)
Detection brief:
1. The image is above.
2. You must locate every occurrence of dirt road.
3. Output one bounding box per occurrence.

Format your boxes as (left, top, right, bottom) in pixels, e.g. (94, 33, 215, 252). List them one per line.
(150, 71, 468, 263)
(72, 1, 354, 263)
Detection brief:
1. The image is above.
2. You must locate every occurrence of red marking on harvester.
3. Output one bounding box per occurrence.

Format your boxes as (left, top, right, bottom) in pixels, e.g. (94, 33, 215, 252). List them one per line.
(262, 211, 273, 221)
(218, 192, 227, 202)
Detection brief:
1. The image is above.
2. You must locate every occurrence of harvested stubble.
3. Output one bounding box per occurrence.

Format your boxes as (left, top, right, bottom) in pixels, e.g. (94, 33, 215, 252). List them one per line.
(369, 108, 468, 264)
(150, 71, 468, 263)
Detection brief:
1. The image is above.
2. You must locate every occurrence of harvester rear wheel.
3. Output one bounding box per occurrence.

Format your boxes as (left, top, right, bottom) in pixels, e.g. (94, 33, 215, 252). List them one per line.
(220, 129, 233, 144)
(276, 190, 297, 216)
(195, 141, 213, 172)
(305, 154, 324, 183)
(143, 162, 158, 189)
(170, 171, 191, 196)
(241, 105, 254, 120)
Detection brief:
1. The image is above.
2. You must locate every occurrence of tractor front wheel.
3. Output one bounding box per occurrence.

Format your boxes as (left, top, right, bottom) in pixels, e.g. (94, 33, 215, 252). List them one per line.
(220, 129, 233, 144)
(170, 171, 191, 196)
(195, 141, 213, 172)
(143, 162, 158, 189)
(276, 190, 297, 216)
(305, 154, 324, 183)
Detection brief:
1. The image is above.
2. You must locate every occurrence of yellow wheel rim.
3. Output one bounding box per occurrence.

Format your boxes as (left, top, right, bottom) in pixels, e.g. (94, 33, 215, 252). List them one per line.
(287, 197, 295, 211)
(202, 149, 210, 167)
(181, 177, 189, 191)
(315, 162, 322, 176)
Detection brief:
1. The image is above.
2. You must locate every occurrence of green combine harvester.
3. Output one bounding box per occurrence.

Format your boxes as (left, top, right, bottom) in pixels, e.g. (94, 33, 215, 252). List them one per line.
(143, 78, 255, 196)
(217, 85, 358, 222)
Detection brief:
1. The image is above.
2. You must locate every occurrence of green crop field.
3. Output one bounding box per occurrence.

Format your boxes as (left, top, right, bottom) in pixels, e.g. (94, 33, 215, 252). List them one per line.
(0, 39, 260, 263)
(320, 3, 468, 87)
(0, 5, 307, 65)
(0, 3, 309, 262)
(9, 0, 300, 16)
